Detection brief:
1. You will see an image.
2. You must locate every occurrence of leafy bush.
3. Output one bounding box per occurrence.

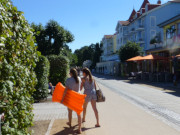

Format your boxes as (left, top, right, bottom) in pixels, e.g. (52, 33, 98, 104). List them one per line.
(0, 0, 38, 134)
(33, 55, 50, 101)
(48, 55, 69, 85)
(119, 41, 142, 62)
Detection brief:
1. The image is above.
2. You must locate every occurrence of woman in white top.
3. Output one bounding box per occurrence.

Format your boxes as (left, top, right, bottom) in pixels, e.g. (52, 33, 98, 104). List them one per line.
(61, 68, 82, 134)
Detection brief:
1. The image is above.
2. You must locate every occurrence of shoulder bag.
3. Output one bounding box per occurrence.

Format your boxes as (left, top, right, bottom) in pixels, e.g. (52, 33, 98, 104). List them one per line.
(95, 80, 105, 102)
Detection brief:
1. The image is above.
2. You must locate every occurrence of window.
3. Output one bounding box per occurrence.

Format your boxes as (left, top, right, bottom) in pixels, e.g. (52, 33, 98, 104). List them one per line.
(166, 25, 176, 39)
(120, 27, 122, 33)
(121, 38, 123, 44)
(142, 31, 145, 40)
(135, 34, 137, 41)
(150, 30, 156, 39)
(141, 19, 144, 27)
(178, 23, 180, 35)
(150, 16, 156, 27)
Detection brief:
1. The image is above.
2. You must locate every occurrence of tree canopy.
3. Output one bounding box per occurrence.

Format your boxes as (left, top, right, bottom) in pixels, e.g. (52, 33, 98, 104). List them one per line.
(74, 43, 102, 68)
(119, 41, 142, 62)
(31, 20, 74, 56)
(60, 45, 78, 67)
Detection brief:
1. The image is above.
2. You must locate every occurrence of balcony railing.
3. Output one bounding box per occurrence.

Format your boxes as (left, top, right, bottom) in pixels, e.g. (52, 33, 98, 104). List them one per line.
(129, 28, 136, 34)
(136, 25, 144, 31)
(123, 32, 129, 36)
(137, 38, 145, 43)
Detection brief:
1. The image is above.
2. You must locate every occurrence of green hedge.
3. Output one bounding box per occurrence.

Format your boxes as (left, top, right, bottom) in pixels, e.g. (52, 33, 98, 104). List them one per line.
(48, 55, 69, 85)
(0, 1, 38, 134)
(33, 55, 50, 101)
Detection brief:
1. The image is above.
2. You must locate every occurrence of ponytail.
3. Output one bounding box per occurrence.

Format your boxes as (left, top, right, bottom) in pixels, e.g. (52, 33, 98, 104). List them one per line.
(70, 68, 79, 83)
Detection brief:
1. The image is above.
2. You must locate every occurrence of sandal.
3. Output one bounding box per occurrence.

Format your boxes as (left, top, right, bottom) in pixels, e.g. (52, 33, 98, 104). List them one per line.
(66, 122, 72, 127)
(76, 130, 82, 134)
(95, 124, 101, 127)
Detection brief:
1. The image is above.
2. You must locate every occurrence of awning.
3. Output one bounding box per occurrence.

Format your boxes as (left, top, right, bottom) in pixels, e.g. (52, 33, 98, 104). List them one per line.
(126, 56, 143, 61)
(138, 54, 168, 60)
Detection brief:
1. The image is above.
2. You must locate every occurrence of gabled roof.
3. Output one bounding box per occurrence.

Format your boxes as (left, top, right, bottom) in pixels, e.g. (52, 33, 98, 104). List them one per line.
(140, 8, 146, 14)
(128, 9, 136, 22)
(104, 35, 113, 39)
(115, 21, 129, 31)
(113, 32, 118, 35)
(147, 4, 161, 11)
(119, 21, 130, 26)
(127, 0, 161, 23)
(140, 0, 150, 9)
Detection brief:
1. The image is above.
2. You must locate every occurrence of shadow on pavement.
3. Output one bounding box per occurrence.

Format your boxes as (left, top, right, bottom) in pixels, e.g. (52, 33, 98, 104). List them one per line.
(53, 125, 78, 135)
(82, 127, 96, 132)
(93, 73, 180, 98)
(52, 124, 95, 135)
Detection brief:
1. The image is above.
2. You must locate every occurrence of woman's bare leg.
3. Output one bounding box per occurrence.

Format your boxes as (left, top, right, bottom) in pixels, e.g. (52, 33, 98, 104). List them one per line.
(82, 101, 88, 122)
(91, 100, 100, 126)
(67, 108, 72, 127)
(77, 114, 82, 133)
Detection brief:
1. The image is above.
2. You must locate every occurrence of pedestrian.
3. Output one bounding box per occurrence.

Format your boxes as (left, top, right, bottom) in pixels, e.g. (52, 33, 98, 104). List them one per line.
(48, 82, 54, 95)
(81, 67, 100, 127)
(61, 68, 82, 134)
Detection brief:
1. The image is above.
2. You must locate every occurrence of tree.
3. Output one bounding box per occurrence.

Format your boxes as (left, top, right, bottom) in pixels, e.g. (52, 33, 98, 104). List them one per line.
(34, 55, 50, 101)
(119, 41, 142, 62)
(31, 20, 74, 56)
(92, 43, 102, 68)
(74, 43, 102, 68)
(60, 45, 78, 67)
(74, 45, 95, 67)
(48, 55, 69, 85)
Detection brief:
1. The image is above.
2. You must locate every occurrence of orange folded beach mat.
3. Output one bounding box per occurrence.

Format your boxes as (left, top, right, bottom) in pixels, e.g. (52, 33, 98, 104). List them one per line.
(52, 82, 86, 115)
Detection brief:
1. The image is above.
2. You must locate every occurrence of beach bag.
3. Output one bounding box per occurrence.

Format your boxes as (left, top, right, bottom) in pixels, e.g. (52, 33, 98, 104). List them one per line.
(95, 81, 105, 102)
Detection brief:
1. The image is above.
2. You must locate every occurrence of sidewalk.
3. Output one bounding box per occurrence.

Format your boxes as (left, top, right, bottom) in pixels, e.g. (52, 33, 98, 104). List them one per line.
(32, 83, 180, 135)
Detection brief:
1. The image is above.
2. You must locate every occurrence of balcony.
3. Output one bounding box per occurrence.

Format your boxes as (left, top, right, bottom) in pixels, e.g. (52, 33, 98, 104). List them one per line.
(129, 28, 136, 34)
(123, 32, 129, 37)
(136, 25, 144, 31)
(137, 38, 145, 44)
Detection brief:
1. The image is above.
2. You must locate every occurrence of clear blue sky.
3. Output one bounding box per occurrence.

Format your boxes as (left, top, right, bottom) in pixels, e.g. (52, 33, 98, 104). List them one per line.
(12, 0, 167, 52)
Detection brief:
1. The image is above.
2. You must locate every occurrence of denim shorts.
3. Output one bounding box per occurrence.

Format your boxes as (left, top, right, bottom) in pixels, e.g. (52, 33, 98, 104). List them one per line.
(85, 94, 97, 102)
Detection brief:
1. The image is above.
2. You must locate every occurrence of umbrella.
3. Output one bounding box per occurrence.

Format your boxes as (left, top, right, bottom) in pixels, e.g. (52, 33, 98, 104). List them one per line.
(126, 56, 143, 62)
(138, 54, 168, 60)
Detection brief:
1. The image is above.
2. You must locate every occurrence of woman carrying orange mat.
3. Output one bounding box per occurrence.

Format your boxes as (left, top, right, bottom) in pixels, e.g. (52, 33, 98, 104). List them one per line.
(61, 68, 82, 134)
(81, 68, 100, 127)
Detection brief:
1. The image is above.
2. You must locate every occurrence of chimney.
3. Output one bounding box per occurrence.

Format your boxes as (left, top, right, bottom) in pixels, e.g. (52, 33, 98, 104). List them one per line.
(157, 0, 161, 4)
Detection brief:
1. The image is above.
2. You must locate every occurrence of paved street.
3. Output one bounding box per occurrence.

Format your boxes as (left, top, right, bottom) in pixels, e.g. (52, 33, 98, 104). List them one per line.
(33, 75, 180, 135)
(94, 74, 180, 130)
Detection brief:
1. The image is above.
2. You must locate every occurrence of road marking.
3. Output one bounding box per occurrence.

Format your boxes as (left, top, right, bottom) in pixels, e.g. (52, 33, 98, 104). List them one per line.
(45, 119, 55, 135)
